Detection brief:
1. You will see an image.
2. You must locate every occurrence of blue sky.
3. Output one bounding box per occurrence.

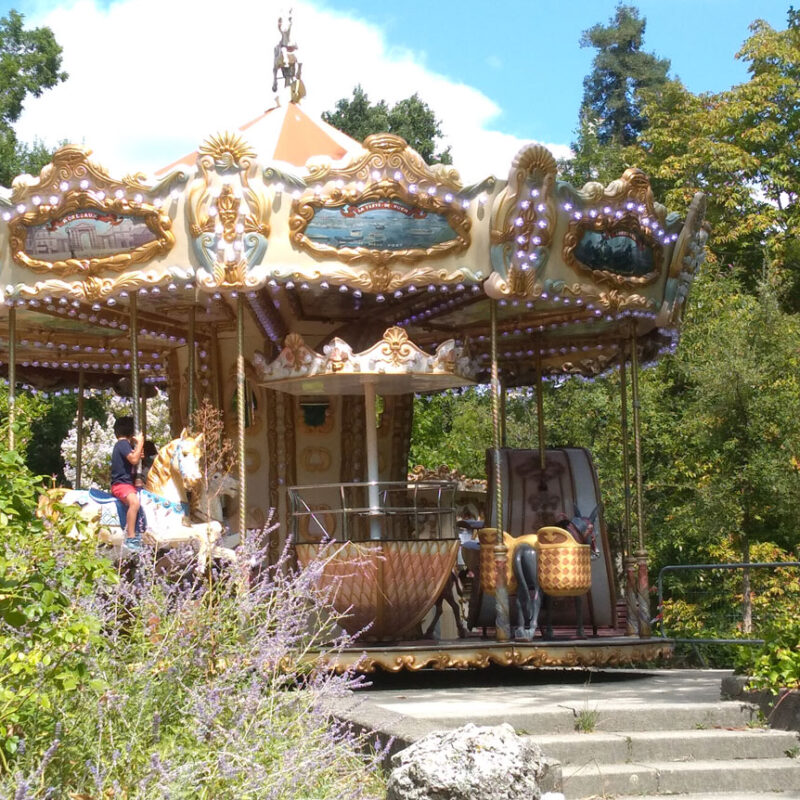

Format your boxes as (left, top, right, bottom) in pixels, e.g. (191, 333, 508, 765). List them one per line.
(315, 0, 790, 144)
(3, 0, 793, 180)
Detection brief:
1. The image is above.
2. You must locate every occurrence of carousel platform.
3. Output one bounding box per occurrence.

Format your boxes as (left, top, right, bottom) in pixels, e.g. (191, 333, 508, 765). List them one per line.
(324, 629, 673, 673)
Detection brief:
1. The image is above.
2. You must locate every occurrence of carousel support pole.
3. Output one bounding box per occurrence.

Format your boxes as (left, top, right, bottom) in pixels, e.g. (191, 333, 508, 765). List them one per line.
(490, 300, 511, 642)
(8, 306, 16, 451)
(535, 350, 546, 474)
(499, 378, 507, 448)
(630, 328, 651, 638)
(187, 304, 196, 424)
(619, 343, 638, 636)
(363, 377, 382, 541)
(75, 368, 85, 489)
(130, 294, 142, 481)
(236, 295, 247, 541)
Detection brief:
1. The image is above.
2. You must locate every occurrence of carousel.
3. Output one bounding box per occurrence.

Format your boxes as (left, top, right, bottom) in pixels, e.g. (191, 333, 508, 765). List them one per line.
(0, 17, 707, 671)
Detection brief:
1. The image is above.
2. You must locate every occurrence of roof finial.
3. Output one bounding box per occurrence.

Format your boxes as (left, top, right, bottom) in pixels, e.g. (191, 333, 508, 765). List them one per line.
(272, 9, 306, 104)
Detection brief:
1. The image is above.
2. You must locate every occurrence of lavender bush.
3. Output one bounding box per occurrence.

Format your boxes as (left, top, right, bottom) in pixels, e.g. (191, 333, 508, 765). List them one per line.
(2, 514, 388, 799)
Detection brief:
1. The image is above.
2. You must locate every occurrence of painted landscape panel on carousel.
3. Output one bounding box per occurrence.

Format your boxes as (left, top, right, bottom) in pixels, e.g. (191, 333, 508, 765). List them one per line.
(304, 200, 456, 250)
(575, 229, 655, 276)
(24, 210, 157, 262)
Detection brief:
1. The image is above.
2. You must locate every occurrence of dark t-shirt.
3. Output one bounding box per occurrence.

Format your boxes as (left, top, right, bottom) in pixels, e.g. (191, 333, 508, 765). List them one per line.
(111, 439, 134, 486)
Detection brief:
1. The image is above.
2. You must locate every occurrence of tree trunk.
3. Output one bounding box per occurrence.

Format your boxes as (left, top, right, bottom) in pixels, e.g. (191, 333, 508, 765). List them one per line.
(741, 528, 752, 635)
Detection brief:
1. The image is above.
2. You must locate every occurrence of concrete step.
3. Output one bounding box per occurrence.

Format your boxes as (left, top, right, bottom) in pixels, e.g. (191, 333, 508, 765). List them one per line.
(506, 700, 761, 735)
(533, 727, 800, 764)
(611, 794, 800, 800)
(562, 756, 800, 799)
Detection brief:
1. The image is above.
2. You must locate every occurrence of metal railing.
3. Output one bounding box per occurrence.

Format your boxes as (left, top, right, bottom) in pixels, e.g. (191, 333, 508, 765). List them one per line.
(657, 561, 800, 646)
(287, 480, 457, 543)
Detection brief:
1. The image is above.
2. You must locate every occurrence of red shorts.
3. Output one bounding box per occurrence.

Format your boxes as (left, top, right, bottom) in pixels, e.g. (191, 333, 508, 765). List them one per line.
(111, 482, 137, 500)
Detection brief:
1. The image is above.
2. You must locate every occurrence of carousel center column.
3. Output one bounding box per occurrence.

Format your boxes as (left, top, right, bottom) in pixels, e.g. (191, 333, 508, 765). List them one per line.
(363, 376, 382, 541)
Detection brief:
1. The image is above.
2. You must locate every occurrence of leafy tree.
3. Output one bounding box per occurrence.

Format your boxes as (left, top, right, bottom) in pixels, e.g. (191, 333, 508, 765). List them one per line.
(0, 9, 67, 186)
(666, 272, 800, 625)
(579, 4, 670, 148)
(0, 384, 51, 457)
(558, 110, 630, 188)
(323, 84, 452, 164)
(561, 4, 670, 187)
(630, 9, 800, 300)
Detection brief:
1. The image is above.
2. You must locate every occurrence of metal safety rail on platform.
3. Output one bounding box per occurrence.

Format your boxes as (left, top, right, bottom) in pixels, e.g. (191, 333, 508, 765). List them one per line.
(657, 561, 800, 648)
(287, 480, 457, 543)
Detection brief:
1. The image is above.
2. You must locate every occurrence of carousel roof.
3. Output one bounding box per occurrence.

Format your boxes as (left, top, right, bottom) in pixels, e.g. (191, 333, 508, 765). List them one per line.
(0, 109, 708, 393)
(156, 101, 363, 175)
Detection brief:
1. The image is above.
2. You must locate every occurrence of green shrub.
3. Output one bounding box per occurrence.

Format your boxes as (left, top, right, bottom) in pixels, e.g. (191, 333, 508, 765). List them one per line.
(2, 517, 387, 798)
(737, 609, 800, 691)
(0, 448, 114, 768)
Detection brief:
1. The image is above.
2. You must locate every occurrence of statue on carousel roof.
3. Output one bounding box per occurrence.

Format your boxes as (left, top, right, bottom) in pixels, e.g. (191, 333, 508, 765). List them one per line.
(272, 11, 306, 104)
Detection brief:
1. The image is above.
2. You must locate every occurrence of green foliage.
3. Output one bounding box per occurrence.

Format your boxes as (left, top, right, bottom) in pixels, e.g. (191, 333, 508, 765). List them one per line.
(574, 705, 600, 733)
(410, 389, 491, 476)
(579, 3, 670, 147)
(0, 385, 52, 457)
(0, 448, 114, 767)
(323, 84, 452, 164)
(660, 539, 800, 668)
(660, 272, 800, 561)
(0, 531, 386, 797)
(629, 9, 800, 291)
(557, 111, 630, 188)
(25, 393, 80, 481)
(0, 10, 67, 187)
(739, 611, 800, 691)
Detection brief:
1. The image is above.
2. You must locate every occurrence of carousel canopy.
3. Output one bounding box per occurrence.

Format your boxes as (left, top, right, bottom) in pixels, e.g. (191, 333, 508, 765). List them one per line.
(157, 101, 363, 175)
(0, 98, 707, 393)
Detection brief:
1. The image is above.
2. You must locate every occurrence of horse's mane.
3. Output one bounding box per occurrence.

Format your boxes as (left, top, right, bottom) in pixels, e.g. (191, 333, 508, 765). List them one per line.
(145, 439, 177, 495)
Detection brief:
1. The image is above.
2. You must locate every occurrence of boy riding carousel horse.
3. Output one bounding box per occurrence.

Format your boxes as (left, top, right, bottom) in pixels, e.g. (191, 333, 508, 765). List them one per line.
(110, 416, 145, 551)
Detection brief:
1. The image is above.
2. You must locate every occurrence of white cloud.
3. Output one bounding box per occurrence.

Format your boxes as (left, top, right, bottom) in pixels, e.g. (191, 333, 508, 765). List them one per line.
(15, 0, 571, 183)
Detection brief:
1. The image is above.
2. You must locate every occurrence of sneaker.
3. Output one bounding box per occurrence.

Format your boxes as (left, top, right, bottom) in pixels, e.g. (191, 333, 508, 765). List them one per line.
(123, 537, 142, 553)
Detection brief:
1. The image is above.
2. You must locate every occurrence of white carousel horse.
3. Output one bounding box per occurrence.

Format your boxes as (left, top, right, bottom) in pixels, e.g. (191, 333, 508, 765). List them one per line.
(60, 431, 236, 573)
(190, 470, 240, 550)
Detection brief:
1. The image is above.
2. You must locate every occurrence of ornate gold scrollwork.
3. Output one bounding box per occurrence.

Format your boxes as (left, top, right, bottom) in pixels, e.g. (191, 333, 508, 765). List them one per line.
(563, 213, 664, 288)
(668, 192, 707, 280)
(574, 167, 661, 216)
(187, 132, 271, 289)
(310, 639, 672, 673)
(491, 144, 558, 246)
(488, 144, 558, 298)
(380, 326, 414, 366)
(9, 145, 174, 277)
(16, 270, 170, 302)
(561, 167, 667, 288)
(199, 132, 257, 171)
(595, 288, 655, 311)
(307, 133, 462, 188)
(289, 133, 471, 271)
